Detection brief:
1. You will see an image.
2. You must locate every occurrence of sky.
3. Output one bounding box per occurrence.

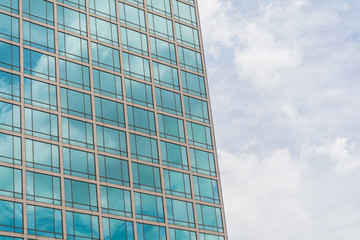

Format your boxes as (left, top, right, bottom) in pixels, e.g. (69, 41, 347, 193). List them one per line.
(197, 0, 360, 239)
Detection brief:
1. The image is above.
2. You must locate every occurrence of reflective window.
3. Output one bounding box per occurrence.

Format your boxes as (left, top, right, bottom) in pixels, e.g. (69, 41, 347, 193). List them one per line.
(98, 155, 130, 186)
(89, 0, 116, 20)
(127, 106, 156, 135)
(0, 133, 21, 165)
(181, 70, 206, 98)
(184, 96, 209, 123)
(63, 147, 95, 179)
(91, 42, 121, 72)
(0, 41, 19, 71)
(27, 205, 62, 238)
(23, 0, 54, 25)
(158, 114, 185, 142)
(58, 0, 86, 10)
(0, 0, 19, 14)
(123, 52, 150, 81)
(0, 237, 22, 240)
(0, 199, 22, 233)
(0, 71, 20, 101)
(121, 27, 148, 55)
(57, 5, 87, 36)
(151, 37, 177, 65)
(176, 22, 200, 50)
(26, 139, 59, 172)
(166, 198, 195, 227)
(148, 12, 173, 40)
(193, 176, 219, 204)
(137, 223, 166, 240)
(0, 13, 19, 42)
(58, 32, 88, 62)
(25, 108, 58, 140)
(97, 125, 127, 156)
(59, 59, 90, 90)
(26, 171, 61, 205)
(24, 48, 55, 81)
(125, 0, 144, 7)
(66, 211, 99, 240)
(93, 69, 122, 99)
(119, 3, 146, 31)
(125, 78, 153, 108)
(103, 217, 134, 240)
(95, 97, 125, 127)
(90, 16, 118, 46)
(135, 192, 164, 222)
(190, 148, 216, 176)
(199, 233, 224, 240)
(155, 87, 182, 116)
(62, 117, 94, 148)
(24, 78, 57, 110)
(178, 46, 203, 73)
(0, 101, 20, 132)
(172, 0, 197, 26)
(147, 0, 171, 17)
(65, 179, 97, 211)
(187, 121, 212, 149)
(169, 228, 196, 240)
(23, 21, 54, 52)
(130, 133, 158, 163)
(196, 204, 223, 232)
(160, 141, 188, 170)
(61, 87, 92, 119)
(163, 169, 191, 198)
(153, 61, 179, 90)
(0, 166, 21, 198)
(132, 162, 161, 192)
(101, 186, 132, 217)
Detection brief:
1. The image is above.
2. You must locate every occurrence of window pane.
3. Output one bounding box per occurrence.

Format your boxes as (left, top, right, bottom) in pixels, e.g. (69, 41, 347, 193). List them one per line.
(137, 223, 166, 240)
(25, 108, 58, 140)
(163, 169, 191, 198)
(135, 192, 164, 222)
(184, 95, 209, 123)
(0, 199, 22, 233)
(152, 61, 179, 90)
(27, 205, 62, 238)
(0, 70, 20, 101)
(58, 32, 88, 62)
(127, 106, 156, 135)
(196, 204, 223, 232)
(166, 198, 195, 227)
(63, 147, 95, 179)
(193, 176, 219, 204)
(181, 70, 206, 98)
(0, 101, 20, 132)
(190, 148, 216, 176)
(103, 217, 134, 240)
(66, 211, 99, 240)
(90, 16, 118, 46)
(176, 22, 200, 50)
(178, 46, 203, 73)
(89, 0, 116, 20)
(101, 186, 132, 217)
(95, 97, 125, 127)
(24, 78, 57, 110)
(148, 12, 173, 40)
(65, 179, 97, 211)
(130, 133, 158, 163)
(59, 59, 90, 90)
(0, 12, 19, 42)
(57, 5, 87, 36)
(26, 171, 61, 205)
(123, 52, 150, 81)
(24, 48, 55, 81)
(61, 87, 92, 119)
(26, 139, 59, 172)
(23, 20, 55, 52)
(160, 141, 188, 170)
(23, 0, 54, 25)
(0, 41, 19, 71)
(155, 87, 182, 116)
(58, 0, 86, 10)
(125, 78, 153, 108)
(186, 121, 213, 149)
(93, 69, 122, 99)
(62, 117, 94, 148)
(97, 125, 127, 156)
(132, 162, 161, 192)
(0, 132, 21, 165)
(121, 27, 148, 55)
(0, 166, 22, 198)
(119, 3, 146, 31)
(199, 233, 225, 240)
(158, 114, 185, 142)
(91, 42, 120, 72)
(172, 0, 197, 26)
(0, 0, 19, 14)
(169, 228, 196, 240)
(150, 37, 177, 65)
(147, 0, 171, 17)
(98, 155, 130, 186)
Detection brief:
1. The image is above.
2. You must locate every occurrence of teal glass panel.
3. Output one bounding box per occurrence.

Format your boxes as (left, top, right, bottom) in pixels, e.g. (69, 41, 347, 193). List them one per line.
(26, 139, 59, 172)
(119, 2, 146, 31)
(199, 233, 225, 240)
(0, 70, 20, 101)
(175, 22, 200, 50)
(163, 169, 191, 198)
(123, 52, 150, 81)
(127, 106, 156, 135)
(23, 0, 54, 25)
(148, 12, 173, 40)
(98, 155, 130, 186)
(25, 108, 58, 140)
(58, 32, 88, 62)
(181, 70, 206, 98)
(178, 46, 203, 73)
(57, 5, 87, 36)
(97, 125, 127, 156)
(0, 199, 22, 233)
(62, 117, 94, 148)
(89, 0, 116, 20)
(0, 41, 19, 71)
(160, 141, 188, 170)
(0, 237, 22, 240)
(0, 166, 21, 198)
(150, 37, 177, 65)
(193, 176, 219, 204)
(184, 95, 209, 123)
(187, 121, 213, 149)
(121, 27, 148, 55)
(152, 61, 179, 90)
(169, 228, 196, 240)
(135, 192, 164, 222)
(0, 132, 21, 165)
(66, 211, 99, 240)
(91, 42, 121, 72)
(132, 162, 161, 192)
(24, 78, 57, 110)
(130, 133, 158, 163)
(125, 78, 153, 108)
(59, 59, 90, 90)
(137, 223, 166, 240)
(95, 97, 125, 127)
(101, 186, 132, 217)
(172, 0, 197, 26)
(93, 69, 122, 99)
(124, 0, 144, 7)
(0, 101, 20, 132)
(61, 87, 92, 119)
(26, 171, 61, 205)
(24, 48, 55, 81)
(27, 205, 62, 238)
(58, 0, 86, 10)
(155, 87, 182, 116)
(63, 147, 95, 179)
(65, 179, 97, 211)
(158, 114, 185, 142)
(196, 204, 223, 232)
(166, 198, 195, 227)
(0, 0, 19, 14)
(190, 148, 216, 176)
(23, 21, 55, 52)
(0, 12, 19, 42)
(90, 16, 118, 46)
(147, 0, 171, 17)
(103, 217, 134, 240)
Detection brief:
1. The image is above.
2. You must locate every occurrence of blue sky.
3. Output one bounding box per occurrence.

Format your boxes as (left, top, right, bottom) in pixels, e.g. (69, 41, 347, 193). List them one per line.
(197, 0, 360, 239)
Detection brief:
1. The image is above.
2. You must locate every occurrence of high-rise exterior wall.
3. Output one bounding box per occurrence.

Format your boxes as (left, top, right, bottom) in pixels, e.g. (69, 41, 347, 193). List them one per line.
(0, 0, 227, 239)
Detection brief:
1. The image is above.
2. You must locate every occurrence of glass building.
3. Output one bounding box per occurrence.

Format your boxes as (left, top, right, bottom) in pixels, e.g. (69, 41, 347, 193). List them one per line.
(0, 0, 227, 239)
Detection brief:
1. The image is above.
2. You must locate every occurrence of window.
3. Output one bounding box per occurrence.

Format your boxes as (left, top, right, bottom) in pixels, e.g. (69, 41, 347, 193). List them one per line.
(57, 5, 87, 36)
(196, 204, 223, 232)
(26, 171, 61, 205)
(130, 133, 159, 163)
(91, 42, 121, 72)
(176, 22, 200, 50)
(119, 3, 146, 31)
(101, 186, 132, 217)
(0, 70, 20, 101)
(98, 155, 130, 186)
(93, 69, 122, 99)
(89, 0, 116, 20)
(23, 0, 54, 25)
(0, 13, 19, 42)
(24, 48, 55, 81)
(158, 114, 185, 142)
(163, 169, 191, 198)
(65, 179, 97, 211)
(62, 117, 94, 148)
(95, 97, 125, 127)
(153, 61, 179, 90)
(59, 59, 90, 90)
(25, 108, 58, 140)
(193, 176, 219, 204)
(0, 101, 20, 132)
(58, 32, 88, 62)
(190, 148, 216, 176)
(160, 141, 188, 170)
(199, 233, 225, 240)
(137, 223, 166, 240)
(58, 0, 86, 11)
(172, 0, 197, 26)
(0, 132, 21, 165)
(169, 228, 196, 240)
(135, 192, 164, 222)
(66, 211, 99, 240)
(0, 237, 22, 240)
(97, 125, 127, 156)
(90, 16, 118, 46)
(125, 0, 144, 7)
(0, 0, 19, 14)
(0, 166, 21, 198)
(184, 96, 209, 123)
(0, 199, 22, 233)
(148, 12, 173, 40)
(61, 87, 92, 119)
(187, 121, 213, 149)
(27, 205, 62, 238)
(0, 41, 19, 71)
(103, 217, 134, 240)
(132, 162, 161, 192)
(121, 27, 148, 55)
(23, 21, 55, 52)
(63, 147, 95, 179)
(181, 70, 206, 98)
(26, 139, 59, 172)
(150, 37, 177, 65)
(123, 52, 151, 81)
(24, 78, 57, 110)
(166, 198, 195, 227)
(155, 87, 182, 116)
(178, 46, 203, 73)
(127, 106, 156, 135)
(147, 0, 171, 17)
(125, 78, 153, 108)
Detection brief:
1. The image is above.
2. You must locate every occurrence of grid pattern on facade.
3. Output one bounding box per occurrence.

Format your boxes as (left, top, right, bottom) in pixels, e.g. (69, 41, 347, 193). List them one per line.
(0, 0, 227, 239)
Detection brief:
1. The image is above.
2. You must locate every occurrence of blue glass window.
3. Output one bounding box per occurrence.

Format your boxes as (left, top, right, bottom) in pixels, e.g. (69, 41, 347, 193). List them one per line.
(93, 69, 122, 99)
(65, 179, 97, 211)
(119, 3, 146, 31)
(58, 0, 86, 10)
(0, 101, 20, 132)
(58, 32, 88, 62)
(127, 106, 156, 135)
(0, 0, 19, 14)
(97, 125, 127, 156)
(101, 186, 132, 217)
(132, 162, 161, 192)
(63, 147, 95, 179)
(90, 16, 118, 46)
(0, 237, 22, 240)
(130, 133, 159, 163)
(125, 78, 153, 108)
(147, 0, 171, 17)
(158, 114, 185, 142)
(176, 22, 200, 50)
(57, 5, 87, 36)
(24, 48, 56, 81)
(123, 52, 151, 81)
(23, 0, 54, 25)
(193, 176, 219, 204)
(148, 12, 173, 40)
(178, 46, 203, 73)
(125, 0, 144, 7)
(23, 21, 55, 52)
(160, 141, 188, 170)
(137, 223, 166, 240)
(166, 198, 195, 227)
(196, 204, 223, 232)
(89, 0, 116, 20)
(24, 78, 57, 110)
(0, 132, 21, 165)
(0, 166, 21, 198)
(0, 13, 19, 42)
(199, 233, 224, 240)
(27, 205, 62, 238)
(121, 27, 148, 55)
(0, 199, 22, 233)
(0, 41, 19, 71)
(155, 87, 182, 116)
(66, 211, 99, 240)
(25, 108, 58, 140)
(153, 61, 179, 90)
(135, 192, 164, 222)
(91, 42, 121, 72)
(95, 97, 125, 127)
(150, 37, 177, 65)
(163, 169, 191, 198)
(98, 155, 130, 186)
(187, 121, 212, 149)
(0, 71, 20, 101)
(169, 228, 196, 240)
(26, 139, 59, 172)
(184, 96, 209, 123)
(190, 148, 216, 176)
(26, 171, 61, 205)
(103, 217, 134, 240)
(59, 59, 90, 90)
(62, 117, 94, 149)
(181, 70, 206, 98)
(61, 87, 92, 119)
(172, 0, 197, 26)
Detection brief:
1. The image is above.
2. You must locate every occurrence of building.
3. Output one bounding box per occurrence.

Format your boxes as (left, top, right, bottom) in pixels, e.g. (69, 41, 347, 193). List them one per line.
(0, 0, 227, 239)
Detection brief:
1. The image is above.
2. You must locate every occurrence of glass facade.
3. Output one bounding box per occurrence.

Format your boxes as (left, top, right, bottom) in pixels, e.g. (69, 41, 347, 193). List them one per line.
(0, 0, 227, 239)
